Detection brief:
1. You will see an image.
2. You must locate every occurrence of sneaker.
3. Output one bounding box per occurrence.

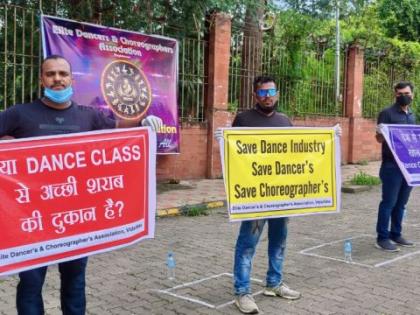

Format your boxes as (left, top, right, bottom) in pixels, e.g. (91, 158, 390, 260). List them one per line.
(391, 236, 415, 247)
(234, 294, 259, 314)
(375, 239, 400, 252)
(263, 283, 301, 300)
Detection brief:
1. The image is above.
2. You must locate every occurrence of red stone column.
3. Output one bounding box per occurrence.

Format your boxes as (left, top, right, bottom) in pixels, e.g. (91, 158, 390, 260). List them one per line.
(205, 13, 233, 178)
(345, 44, 365, 163)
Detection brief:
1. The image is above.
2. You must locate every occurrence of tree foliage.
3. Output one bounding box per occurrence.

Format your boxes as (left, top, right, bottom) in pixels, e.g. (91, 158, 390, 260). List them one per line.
(340, 3, 384, 47)
(2, 0, 419, 118)
(3, 0, 267, 37)
(377, 0, 420, 42)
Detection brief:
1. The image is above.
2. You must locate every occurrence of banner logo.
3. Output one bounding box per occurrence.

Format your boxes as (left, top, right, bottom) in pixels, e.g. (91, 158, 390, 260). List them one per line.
(42, 15, 180, 153)
(101, 60, 152, 119)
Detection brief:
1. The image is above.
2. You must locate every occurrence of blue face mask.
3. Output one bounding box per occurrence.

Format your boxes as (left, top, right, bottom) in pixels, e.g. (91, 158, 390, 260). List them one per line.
(44, 86, 73, 103)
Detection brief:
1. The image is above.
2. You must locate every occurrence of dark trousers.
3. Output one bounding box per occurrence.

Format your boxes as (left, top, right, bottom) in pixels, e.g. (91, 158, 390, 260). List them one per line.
(376, 162, 412, 241)
(16, 257, 88, 315)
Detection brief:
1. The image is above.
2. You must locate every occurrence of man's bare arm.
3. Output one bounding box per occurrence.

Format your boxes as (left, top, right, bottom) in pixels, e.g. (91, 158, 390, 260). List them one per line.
(115, 118, 141, 128)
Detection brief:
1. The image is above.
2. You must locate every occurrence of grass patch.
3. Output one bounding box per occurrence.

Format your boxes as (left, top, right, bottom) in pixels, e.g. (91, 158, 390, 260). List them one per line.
(181, 205, 209, 216)
(356, 160, 369, 166)
(350, 171, 381, 186)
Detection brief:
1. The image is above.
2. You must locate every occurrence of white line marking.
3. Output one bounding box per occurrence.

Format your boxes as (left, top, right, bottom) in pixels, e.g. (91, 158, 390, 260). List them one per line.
(299, 234, 420, 268)
(299, 235, 374, 268)
(215, 290, 264, 309)
(299, 234, 372, 254)
(301, 252, 373, 268)
(154, 272, 264, 309)
(374, 250, 420, 267)
(250, 278, 264, 283)
(215, 300, 234, 309)
(162, 273, 230, 292)
(221, 273, 264, 286)
(156, 290, 216, 308)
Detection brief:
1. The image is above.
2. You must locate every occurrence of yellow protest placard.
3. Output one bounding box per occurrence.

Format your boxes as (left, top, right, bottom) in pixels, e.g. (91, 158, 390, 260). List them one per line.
(220, 127, 341, 221)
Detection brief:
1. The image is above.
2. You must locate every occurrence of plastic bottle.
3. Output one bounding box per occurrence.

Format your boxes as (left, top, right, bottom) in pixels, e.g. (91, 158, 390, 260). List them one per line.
(166, 251, 176, 280)
(344, 239, 352, 263)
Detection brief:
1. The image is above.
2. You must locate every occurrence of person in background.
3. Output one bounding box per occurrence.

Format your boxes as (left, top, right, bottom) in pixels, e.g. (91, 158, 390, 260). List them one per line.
(375, 81, 416, 252)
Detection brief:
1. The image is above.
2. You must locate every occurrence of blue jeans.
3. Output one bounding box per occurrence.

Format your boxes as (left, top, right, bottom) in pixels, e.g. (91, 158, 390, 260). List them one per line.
(233, 218, 288, 295)
(16, 257, 88, 315)
(376, 161, 413, 241)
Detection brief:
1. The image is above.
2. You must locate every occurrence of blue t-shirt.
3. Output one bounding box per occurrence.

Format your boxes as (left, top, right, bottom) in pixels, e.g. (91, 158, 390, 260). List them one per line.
(0, 99, 116, 138)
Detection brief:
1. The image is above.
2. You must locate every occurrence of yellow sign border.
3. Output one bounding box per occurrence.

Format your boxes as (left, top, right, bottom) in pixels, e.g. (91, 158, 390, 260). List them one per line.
(222, 128, 340, 221)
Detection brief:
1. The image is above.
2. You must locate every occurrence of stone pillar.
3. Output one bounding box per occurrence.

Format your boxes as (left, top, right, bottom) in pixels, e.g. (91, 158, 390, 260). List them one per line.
(205, 12, 232, 178)
(345, 44, 365, 163)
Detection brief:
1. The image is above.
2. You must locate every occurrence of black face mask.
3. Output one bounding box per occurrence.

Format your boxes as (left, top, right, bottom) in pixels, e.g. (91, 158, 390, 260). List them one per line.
(396, 95, 412, 106)
(256, 103, 277, 115)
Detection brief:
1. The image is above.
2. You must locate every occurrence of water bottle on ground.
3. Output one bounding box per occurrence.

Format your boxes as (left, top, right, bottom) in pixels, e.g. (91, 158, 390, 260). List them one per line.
(403, 208, 408, 221)
(166, 251, 176, 280)
(344, 239, 352, 263)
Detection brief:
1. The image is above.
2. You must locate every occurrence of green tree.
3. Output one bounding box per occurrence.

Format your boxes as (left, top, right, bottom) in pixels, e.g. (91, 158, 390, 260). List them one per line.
(340, 2, 384, 47)
(377, 0, 420, 41)
(278, 0, 374, 19)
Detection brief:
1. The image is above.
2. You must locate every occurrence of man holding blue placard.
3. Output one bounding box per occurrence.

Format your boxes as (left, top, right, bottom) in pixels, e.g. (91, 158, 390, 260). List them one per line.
(375, 81, 416, 252)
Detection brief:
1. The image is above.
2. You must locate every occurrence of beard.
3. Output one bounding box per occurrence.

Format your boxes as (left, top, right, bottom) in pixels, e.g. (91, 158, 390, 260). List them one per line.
(256, 102, 277, 114)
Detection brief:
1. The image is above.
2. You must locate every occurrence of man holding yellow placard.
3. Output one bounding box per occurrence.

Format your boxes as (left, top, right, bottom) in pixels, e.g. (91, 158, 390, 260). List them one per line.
(231, 76, 301, 314)
(217, 76, 341, 314)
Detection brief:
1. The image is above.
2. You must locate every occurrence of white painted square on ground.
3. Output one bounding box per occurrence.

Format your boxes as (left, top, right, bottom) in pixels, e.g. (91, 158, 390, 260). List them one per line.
(299, 234, 420, 268)
(154, 273, 264, 309)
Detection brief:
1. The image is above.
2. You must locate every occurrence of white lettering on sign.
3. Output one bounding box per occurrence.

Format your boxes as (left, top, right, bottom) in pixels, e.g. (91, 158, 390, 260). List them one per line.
(26, 151, 87, 174)
(20, 210, 43, 233)
(40, 176, 79, 200)
(90, 145, 141, 166)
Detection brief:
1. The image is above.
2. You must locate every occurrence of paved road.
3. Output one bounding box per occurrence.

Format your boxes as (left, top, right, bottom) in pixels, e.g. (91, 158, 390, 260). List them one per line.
(2, 185, 420, 314)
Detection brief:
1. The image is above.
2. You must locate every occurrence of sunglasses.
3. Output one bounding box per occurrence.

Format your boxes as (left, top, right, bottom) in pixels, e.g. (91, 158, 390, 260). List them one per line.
(256, 88, 277, 97)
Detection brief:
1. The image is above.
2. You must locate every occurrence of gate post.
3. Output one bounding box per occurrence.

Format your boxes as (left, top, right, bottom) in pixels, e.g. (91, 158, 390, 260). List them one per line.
(345, 44, 365, 163)
(205, 12, 232, 178)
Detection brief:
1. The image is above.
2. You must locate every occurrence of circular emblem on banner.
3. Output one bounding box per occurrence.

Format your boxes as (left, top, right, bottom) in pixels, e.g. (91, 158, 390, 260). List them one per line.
(101, 60, 152, 119)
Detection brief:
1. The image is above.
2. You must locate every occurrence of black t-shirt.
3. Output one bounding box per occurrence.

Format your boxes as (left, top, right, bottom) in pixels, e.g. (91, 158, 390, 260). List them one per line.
(233, 108, 292, 128)
(0, 99, 116, 138)
(377, 103, 416, 163)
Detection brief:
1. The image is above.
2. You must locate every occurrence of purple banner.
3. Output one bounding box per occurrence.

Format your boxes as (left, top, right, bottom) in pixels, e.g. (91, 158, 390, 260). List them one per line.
(41, 15, 179, 154)
(381, 124, 420, 186)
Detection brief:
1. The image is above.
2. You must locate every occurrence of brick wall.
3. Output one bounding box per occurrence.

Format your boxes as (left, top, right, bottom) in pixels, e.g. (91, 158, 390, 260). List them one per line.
(293, 116, 381, 164)
(157, 123, 208, 180)
(293, 116, 349, 163)
(347, 118, 381, 162)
